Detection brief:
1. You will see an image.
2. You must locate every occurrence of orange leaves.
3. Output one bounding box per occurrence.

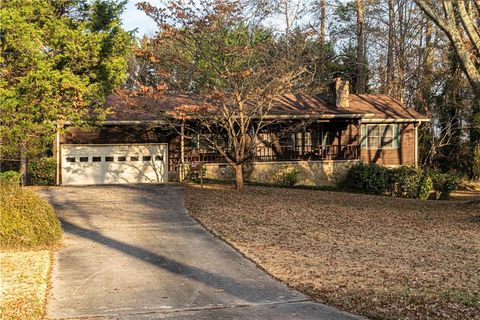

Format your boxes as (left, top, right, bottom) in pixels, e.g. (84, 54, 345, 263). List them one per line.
(149, 55, 160, 63)
(156, 83, 168, 91)
(138, 85, 153, 95)
(167, 103, 212, 120)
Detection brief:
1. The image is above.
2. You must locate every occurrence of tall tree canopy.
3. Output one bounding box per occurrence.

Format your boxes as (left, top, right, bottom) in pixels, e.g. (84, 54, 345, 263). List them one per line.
(0, 0, 132, 179)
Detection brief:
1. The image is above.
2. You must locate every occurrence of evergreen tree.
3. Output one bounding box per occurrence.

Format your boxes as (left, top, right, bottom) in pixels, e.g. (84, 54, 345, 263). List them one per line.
(0, 0, 132, 182)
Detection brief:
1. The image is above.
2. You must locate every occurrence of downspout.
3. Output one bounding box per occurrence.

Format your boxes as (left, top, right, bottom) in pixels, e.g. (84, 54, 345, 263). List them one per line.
(357, 119, 362, 161)
(55, 123, 61, 186)
(414, 122, 418, 167)
(180, 121, 185, 181)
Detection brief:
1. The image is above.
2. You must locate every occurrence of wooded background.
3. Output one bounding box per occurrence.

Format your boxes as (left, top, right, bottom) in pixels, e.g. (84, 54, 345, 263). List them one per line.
(129, 0, 479, 179)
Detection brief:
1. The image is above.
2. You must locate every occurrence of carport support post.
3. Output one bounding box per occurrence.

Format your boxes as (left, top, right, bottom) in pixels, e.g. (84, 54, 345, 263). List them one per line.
(180, 121, 185, 181)
(55, 122, 61, 186)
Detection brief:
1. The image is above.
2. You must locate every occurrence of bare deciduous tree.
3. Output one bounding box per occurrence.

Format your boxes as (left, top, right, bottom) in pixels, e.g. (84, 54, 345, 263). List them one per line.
(134, 0, 317, 190)
(356, 0, 367, 93)
(414, 0, 480, 178)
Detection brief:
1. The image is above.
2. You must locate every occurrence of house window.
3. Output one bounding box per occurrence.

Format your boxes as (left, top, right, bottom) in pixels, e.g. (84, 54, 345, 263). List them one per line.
(117, 156, 127, 162)
(143, 156, 151, 161)
(130, 156, 139, 161)
(361, 124, 399, 149)
(105, 156, 114, 162)
(92, 156, 101, 162)
(66, 157, 76, 163)
(155, 155, 163, 161)
(79, 157, 89, 162)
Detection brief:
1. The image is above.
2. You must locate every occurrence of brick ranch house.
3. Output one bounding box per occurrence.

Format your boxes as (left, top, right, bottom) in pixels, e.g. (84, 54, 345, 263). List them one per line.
(56, 79, 429, 186)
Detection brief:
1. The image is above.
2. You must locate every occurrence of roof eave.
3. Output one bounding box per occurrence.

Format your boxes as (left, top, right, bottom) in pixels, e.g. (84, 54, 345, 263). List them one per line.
(261, 113, 375, 119)
(361, 118, 430, 123)
(68, 115, 430, 125)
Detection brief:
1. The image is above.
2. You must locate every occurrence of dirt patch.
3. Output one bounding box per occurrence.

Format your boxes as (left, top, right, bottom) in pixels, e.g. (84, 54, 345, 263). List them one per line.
(0, 250, 51, 320)
(184, 184, 480, 319)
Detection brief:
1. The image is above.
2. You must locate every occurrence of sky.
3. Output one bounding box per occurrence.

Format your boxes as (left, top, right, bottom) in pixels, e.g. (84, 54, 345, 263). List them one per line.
(120, 0, 348, 38)
(120, 0, 288, 38)
(121, 0, 158, 37)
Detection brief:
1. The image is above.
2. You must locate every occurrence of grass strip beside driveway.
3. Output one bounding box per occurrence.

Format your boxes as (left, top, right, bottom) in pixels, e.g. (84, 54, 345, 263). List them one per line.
(0, 250, 51, 320)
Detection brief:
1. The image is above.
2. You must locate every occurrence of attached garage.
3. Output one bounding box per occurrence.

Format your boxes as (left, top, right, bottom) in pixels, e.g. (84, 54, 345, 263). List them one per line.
(61, 144, 168, 185)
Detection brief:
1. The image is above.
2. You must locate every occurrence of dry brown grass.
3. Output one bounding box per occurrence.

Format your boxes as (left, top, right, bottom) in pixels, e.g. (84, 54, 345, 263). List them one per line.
(0, 251, 51, 320)
(184, 184, 480, 320)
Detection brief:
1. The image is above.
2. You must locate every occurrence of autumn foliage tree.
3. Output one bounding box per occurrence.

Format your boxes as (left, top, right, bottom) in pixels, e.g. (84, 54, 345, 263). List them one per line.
(135, 0, 318, 190)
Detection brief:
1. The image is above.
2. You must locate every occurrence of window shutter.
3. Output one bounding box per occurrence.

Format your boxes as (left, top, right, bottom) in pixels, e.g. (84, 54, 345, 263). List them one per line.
(360, 125, 367, 149)
(393, 124, 400, 148)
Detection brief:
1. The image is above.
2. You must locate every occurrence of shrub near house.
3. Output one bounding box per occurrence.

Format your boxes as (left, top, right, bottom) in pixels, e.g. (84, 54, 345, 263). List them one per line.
(345, 163, 390, 195)
(28, 157, 56, 186)
(0, 181, 61, 249)
(345, 163, 459, 200)
(389, 166, 433, 200)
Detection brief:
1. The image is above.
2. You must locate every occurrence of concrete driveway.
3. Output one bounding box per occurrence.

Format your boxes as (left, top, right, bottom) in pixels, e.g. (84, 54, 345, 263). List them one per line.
(43, 185, 360, 319)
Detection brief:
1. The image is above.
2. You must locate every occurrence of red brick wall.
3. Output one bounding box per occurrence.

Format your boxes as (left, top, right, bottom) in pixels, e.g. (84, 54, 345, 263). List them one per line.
(360, 123, 415, 165)
(61, 125, 171, 144)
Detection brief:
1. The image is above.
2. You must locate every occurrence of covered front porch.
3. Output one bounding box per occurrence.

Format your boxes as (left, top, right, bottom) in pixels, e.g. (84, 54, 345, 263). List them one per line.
(180, 121, 362, 165)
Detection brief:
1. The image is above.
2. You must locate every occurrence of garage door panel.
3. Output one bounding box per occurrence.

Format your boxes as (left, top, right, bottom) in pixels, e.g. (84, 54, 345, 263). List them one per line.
(61, 144, 168, 185)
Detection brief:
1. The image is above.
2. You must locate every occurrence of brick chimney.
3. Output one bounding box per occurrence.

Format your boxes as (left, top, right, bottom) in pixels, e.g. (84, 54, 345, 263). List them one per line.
(332, 77, 349, 108)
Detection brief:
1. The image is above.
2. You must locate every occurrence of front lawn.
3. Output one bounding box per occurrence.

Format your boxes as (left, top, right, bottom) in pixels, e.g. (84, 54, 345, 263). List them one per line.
(184, 185, 480, 320)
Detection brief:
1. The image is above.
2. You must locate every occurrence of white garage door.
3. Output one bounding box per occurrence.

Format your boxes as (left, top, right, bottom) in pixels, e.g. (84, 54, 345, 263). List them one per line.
(61, 144, 168, 185)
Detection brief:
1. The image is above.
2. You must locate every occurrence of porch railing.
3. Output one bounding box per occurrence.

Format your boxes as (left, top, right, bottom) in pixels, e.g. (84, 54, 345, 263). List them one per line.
(183, 144, 360, 163)
(253, 144, 359, 161)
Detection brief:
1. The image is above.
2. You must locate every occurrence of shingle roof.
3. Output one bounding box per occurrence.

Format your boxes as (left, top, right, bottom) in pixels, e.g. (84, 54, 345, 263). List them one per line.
(104, 93, 428, 122)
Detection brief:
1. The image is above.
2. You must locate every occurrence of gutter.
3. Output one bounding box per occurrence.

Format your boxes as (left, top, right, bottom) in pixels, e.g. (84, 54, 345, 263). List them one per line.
(261, 113, 374, 120)
(102, 114, 374, 123)
(361, 118, 430, 123)
(101, 120, 168, 125)
(63, 120, 169, 126)
(64, 115, 430, 125)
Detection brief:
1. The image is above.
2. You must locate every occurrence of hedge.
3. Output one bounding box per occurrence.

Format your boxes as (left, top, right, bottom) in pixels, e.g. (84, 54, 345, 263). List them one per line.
(389, 166, 433, 200)
(345, 163, 458, 200)
(0, 181, 62, 249)
(0, 171, 21, 184)
(28, 157, 56, 186)
(345, 163, 390, 195)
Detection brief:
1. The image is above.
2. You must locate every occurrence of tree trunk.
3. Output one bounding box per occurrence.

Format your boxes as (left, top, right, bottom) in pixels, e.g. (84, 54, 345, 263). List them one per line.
(20, 150, 27, 186)
(414, 0, 480, 93)
(356, 0, 366, 94)
(386, 0, 395, 96)
(471, 90, 480, 180)
(395, 1, 406, 103)
(235, 163, 244, 190)
(319, 0, 326, 45)
(414, 0, 480, 178)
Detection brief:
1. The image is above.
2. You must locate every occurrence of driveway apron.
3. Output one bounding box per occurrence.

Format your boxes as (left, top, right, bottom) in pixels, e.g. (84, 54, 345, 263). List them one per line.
(43, 184, 360, 319)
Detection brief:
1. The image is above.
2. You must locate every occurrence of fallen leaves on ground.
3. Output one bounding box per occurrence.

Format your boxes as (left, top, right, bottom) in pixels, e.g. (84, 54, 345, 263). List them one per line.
(184, 184, 480, 320)
(0, 250, 51, 320)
